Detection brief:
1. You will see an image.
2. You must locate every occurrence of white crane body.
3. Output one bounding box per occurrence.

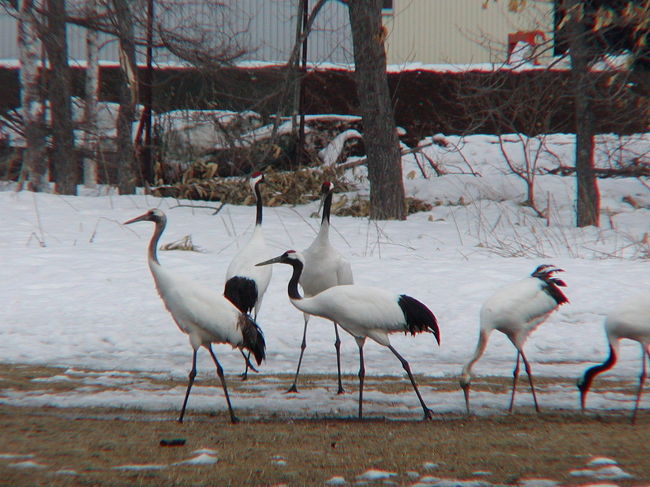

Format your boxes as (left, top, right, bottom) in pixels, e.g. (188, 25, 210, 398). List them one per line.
(481, 277, 562, 349)
(605, 298, 650, 344)
(151, 263, 245, 349)
(292, 285, 411, 347)
(224, 172, 272, 320)
(579, 293, 650, 423)
(300, 224, 353, 296)
(257, 250, 439, 420)
(125, 208, 265, 424)
(223, 172, 272, 379)
(460, 265, 568, 414)
(225, 224, 272, 318)
(288, 182, 353, 394)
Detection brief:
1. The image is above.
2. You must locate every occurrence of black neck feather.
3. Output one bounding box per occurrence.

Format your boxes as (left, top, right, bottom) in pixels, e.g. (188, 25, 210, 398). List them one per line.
(321, 191, 332, 226)
(254, 182, 263, 226)
(578, 344, 617, 394)
(287, 259, 304, 300)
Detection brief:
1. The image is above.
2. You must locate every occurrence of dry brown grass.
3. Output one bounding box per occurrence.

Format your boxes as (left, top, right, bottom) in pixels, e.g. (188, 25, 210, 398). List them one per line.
(1, 364, 649, 487)
(151, 167, 433, 217)
(152, 166, 355, 206)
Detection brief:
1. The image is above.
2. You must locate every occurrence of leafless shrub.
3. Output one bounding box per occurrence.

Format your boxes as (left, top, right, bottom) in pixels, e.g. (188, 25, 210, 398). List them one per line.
(467, 200, 650, 260)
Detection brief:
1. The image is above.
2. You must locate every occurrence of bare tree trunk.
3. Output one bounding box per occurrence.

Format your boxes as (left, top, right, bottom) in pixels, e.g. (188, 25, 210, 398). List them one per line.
(112, 0, 138, 194)
(18, 0, 49, 192)
(42, 0, 77, 195)
(347, 0, 405, 220)
(567, 0, 600, 227)
(82, 0, 99, 189)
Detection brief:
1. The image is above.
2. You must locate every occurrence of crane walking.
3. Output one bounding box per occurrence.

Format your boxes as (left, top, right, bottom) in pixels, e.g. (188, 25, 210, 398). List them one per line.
(578, 293, 650, 423)
(125, 209, 265, 424)
(224, 172, 273, 379)
(460, 265, 568, 414)
(288, 181, 353, 394)
(257, 250, 439, 420)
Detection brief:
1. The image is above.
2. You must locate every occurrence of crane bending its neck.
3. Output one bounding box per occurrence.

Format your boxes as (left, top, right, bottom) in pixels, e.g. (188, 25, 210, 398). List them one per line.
(256, 251, 304, 300)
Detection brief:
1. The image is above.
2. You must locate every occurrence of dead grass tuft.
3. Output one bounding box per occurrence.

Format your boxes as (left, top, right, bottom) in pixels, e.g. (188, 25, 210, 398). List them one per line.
(335, 195, 433, 217)
(152, 166, 355, 206)
(159, 235, 204, 253)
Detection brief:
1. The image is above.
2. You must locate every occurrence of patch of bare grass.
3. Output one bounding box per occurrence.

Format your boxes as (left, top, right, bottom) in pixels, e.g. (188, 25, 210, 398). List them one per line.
(0, 364, 648, 486)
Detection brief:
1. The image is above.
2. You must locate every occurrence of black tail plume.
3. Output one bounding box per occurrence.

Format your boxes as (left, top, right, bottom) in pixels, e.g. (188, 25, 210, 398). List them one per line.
(531, 265, 569, 306)
(398, 295, 440, 345)
(240, 315, 266, 365)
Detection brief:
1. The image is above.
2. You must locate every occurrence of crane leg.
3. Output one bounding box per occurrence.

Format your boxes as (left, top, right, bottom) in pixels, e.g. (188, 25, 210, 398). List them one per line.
(631, 346, 649, 425)
(508, 351, 521, 413)
(388, 345, 433, 420)
(287, 316, 310, 393)
(208, 345, 239, 424)
(356, 338, 366, 419)
(241, 310, 261, 380)
(239, 349, 259, 380)
(334, 323, 345, 394)
(520, 350, 540, 413)
(178, 349, 198, 423)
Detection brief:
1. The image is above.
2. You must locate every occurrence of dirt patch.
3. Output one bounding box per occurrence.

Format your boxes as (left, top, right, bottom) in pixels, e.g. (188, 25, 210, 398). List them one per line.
(0, 364, 648, 487)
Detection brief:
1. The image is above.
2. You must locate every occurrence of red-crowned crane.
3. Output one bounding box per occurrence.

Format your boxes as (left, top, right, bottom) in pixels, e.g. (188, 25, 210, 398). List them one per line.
(578, 293, 650, 424)
(124, 209, 265, 424)
(224, 172, 272, 379)
(256, 250, 439, 420)
(288, 181, 353, 394)
(460, 265, 568, 414)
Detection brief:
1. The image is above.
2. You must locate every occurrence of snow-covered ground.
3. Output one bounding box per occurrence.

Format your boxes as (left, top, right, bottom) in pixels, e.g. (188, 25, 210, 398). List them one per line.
(0, 133, 648, 418)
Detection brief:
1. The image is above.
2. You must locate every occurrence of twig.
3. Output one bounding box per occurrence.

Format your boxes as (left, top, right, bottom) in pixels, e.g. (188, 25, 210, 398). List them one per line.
(31, 193, 46, 247)
(169, 201, 226, 215)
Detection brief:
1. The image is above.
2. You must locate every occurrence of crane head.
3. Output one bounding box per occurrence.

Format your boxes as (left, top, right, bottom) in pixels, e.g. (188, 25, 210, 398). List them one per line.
(321, 181, 334, 195)
(124, 208, 166, 226)
(256, 250, 304, 267)
(250, 171, 265, 189)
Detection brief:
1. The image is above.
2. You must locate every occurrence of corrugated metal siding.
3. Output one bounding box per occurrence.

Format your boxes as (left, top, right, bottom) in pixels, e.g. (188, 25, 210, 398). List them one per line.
(0, 0, 352, 65)
(384, 0, 554, 65)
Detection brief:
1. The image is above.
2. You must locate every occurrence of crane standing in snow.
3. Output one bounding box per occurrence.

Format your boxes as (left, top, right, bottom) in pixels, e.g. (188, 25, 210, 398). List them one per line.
(257, 250, 439, 420)
(460, 265, 568, 414)
(224, 172, 273, 379)
(578, 293, 650, 423)
(125, 209, 265, 424)
(287, 181, 353, 394)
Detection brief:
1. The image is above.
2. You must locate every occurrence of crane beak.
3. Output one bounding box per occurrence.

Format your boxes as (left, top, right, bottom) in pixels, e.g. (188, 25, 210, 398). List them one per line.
(256, 255, 283, 267)
(123, 213, 149, 225)
(461, 382, 471, 415)
(579, 386, 587, 413)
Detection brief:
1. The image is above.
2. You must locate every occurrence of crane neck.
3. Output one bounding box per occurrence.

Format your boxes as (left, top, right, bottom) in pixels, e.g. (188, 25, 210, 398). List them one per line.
(321, 191, 333, 226)
(254, 181, 263, 226)
(148, 218, 166, 266)
(286, 259, 304, 301)
(578, 343, 617, 400)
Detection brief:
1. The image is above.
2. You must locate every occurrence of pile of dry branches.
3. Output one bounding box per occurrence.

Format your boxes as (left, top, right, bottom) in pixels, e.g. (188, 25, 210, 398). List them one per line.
(152, 164, 355, 206)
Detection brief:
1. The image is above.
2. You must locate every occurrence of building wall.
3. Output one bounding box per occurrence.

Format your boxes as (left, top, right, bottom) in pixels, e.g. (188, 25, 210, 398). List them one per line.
(0, 1, 554, 66)
(0, 0, 353, 65)
(383, 0, 555, 65)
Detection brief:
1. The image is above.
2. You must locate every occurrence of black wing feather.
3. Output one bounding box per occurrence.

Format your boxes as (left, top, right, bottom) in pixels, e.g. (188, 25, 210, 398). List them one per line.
(240, 315, 266, 365)
(398, 295, 440, 345)
(224, 276, 258, 314)
(531, 265, 569, 306)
